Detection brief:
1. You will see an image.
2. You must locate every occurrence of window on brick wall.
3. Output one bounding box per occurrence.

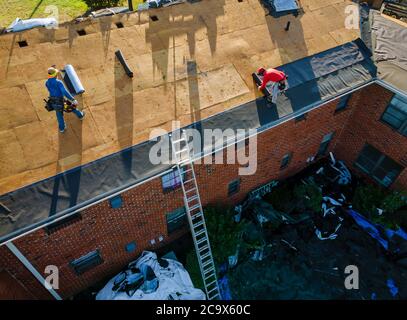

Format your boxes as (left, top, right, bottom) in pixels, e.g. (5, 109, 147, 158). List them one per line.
(381, 94, 407, 136)
(44, 212, 82, 234)
(166, 207, 187, 234)
(109, 195, 123, 209)
(295, 113, 307, 122)
(317, 132, 334, 157)
(280, 152, 293, 169)
(70, 250, 103, 275)
(335, 94, 352, 112)
(228, 179, 241, 196)
(162, 168, 185, 192)
(354, 144, 404, 187)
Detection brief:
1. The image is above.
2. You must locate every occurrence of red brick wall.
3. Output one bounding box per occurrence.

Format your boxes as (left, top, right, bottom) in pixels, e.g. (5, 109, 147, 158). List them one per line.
(0, 83, 405, 299)
(333, 83, 407, 190)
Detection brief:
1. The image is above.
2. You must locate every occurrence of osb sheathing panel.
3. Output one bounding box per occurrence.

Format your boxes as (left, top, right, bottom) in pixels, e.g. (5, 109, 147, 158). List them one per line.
(0, 0, 359, 194)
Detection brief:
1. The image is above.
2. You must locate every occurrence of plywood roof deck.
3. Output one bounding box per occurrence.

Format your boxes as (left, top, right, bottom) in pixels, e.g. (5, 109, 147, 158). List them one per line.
(0, 0, 358, 195)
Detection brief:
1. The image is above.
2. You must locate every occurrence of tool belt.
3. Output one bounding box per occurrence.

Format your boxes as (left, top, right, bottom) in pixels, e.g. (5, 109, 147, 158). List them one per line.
(44, 97, 76, 113)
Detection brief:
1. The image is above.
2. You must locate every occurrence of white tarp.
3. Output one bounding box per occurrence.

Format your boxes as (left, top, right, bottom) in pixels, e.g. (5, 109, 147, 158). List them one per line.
(96, 251, 206, 300)
(6, 18, 57, 33)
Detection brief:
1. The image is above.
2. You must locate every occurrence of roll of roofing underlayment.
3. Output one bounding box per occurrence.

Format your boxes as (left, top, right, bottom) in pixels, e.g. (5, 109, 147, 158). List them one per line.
(63, 64, 85, 95)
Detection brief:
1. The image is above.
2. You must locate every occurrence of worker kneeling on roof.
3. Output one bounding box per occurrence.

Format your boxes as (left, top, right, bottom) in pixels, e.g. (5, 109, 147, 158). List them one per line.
(45, 66, 85, 133)
(257, 67, 289, 104)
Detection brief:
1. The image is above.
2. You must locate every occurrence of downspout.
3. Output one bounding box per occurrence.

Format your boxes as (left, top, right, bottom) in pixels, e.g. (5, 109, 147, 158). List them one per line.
(6, 242, 62, 300)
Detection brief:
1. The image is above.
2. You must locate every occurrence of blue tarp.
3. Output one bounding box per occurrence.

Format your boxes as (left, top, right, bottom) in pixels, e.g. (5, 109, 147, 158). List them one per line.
(347, 209, 407, 251)
(218, 276, 232, 300)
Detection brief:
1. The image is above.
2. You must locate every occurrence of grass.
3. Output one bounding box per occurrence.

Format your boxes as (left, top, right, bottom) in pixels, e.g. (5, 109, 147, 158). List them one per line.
(0, 0, 144, 27)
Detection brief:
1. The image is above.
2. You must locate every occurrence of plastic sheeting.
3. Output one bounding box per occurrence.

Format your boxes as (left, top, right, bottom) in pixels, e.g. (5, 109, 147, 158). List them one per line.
(96, 251, 206, 300)
(347, 209, 407, 251)
(370, 10, 407, 93)
(6, 18, 58, 32)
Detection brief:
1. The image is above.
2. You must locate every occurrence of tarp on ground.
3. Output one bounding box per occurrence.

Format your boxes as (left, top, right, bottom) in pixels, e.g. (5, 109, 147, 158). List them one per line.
(96, 251, 206, 300)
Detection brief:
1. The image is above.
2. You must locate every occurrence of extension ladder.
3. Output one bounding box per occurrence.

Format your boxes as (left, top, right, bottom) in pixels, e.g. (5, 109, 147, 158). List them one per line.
(170, 129, 220, 300)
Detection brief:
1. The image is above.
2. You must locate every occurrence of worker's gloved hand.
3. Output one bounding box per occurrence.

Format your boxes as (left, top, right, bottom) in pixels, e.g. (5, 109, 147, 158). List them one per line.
(257, 86, 262, 92)
(72, 99, 78, 106)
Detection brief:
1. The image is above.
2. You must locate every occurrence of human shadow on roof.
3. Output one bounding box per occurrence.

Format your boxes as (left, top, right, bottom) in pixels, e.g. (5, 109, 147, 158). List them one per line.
(49, 99, 84, 216)
(99, 15, 113, 57)
(114, 53, 134, 174)
(145, 0, 225, 86)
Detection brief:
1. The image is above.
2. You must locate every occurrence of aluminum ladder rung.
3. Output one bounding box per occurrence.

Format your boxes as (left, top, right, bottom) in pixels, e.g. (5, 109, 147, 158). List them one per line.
(192, 212, 203, 220)
(207, 286, 219, 295)
(193, 220, 204, 229)
(199, 245, 209, 253)
(202, 259, 213, 269)
(195, 229, 206, 238)
(171, 137, 186, 144)
(183, 178, 195, 184)
(208, 293, 220, 300)
(201, 252, 211, 261)
(185, 188, 196, 194)
(182, 168, 193, 174)
(189, 204, 201, 212)
(203, 266, 215, 275)
(204, 273, 216, 281)
(187, 195, 199, 202)
(175, 148, 189, 155)
(196, 237, 207, 246)
(206, 280, 217, 288)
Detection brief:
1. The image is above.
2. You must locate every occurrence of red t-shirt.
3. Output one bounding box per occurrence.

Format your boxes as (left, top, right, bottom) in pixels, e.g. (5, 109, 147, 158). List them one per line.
(260, 68, 286, 90)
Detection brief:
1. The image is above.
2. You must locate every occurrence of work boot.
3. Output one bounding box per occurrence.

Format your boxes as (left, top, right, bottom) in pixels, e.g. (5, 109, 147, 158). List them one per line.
(79, 110, 85, 120)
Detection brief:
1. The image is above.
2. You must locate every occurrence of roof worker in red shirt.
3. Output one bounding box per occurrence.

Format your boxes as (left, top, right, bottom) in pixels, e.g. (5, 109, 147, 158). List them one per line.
(257, 67, 289, 104)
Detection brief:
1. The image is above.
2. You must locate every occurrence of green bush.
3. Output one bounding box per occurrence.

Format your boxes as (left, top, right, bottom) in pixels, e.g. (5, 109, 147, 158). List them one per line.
(352, 184, 407, 229)
(204, 206, 248, 265)
(352, 184, 386, 216)
(382, 191, 406, 214)
(263, 183, 296, 213)
(186, 250, 204, 289)
(184, 206, 248, 288)
(293, 184, 322, 213)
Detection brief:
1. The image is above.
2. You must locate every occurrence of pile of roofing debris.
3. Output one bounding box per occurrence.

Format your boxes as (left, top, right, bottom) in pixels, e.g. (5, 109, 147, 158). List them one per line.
(140, 0, 186, 10)
(96, 251, 205, 300)
(5, 17, 58, 33)
(381, 0, 407, 23)
(224, 153, 407, 299)
(3, 0, 186, 33)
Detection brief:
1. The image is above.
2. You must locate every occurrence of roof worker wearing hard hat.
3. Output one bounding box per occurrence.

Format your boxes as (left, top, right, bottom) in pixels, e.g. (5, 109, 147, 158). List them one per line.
(257, 67, 289, 104)
(45, 66, 85, 133)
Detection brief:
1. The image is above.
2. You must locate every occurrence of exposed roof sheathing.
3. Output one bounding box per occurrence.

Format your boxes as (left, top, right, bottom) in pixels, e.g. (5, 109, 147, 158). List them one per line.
(0, 38, 377, 244)
(0, 0, 358, 196)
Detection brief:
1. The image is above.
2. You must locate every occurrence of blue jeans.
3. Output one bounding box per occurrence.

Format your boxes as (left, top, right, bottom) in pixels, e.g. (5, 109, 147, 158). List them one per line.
(56, 109, 84, 131)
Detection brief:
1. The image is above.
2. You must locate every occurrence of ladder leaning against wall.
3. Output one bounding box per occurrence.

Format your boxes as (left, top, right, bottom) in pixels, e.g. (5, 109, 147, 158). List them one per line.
(170, 129, 220, 300)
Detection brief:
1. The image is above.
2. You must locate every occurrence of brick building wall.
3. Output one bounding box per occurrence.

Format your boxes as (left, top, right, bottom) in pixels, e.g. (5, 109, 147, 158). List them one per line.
(0, 83, 405, 299)
(333, 83, 407, 190)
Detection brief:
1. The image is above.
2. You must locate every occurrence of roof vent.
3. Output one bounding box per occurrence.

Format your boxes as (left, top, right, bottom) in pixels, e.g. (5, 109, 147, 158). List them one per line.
(18, 40, 28, 47)
(77, 29, 87, 36)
